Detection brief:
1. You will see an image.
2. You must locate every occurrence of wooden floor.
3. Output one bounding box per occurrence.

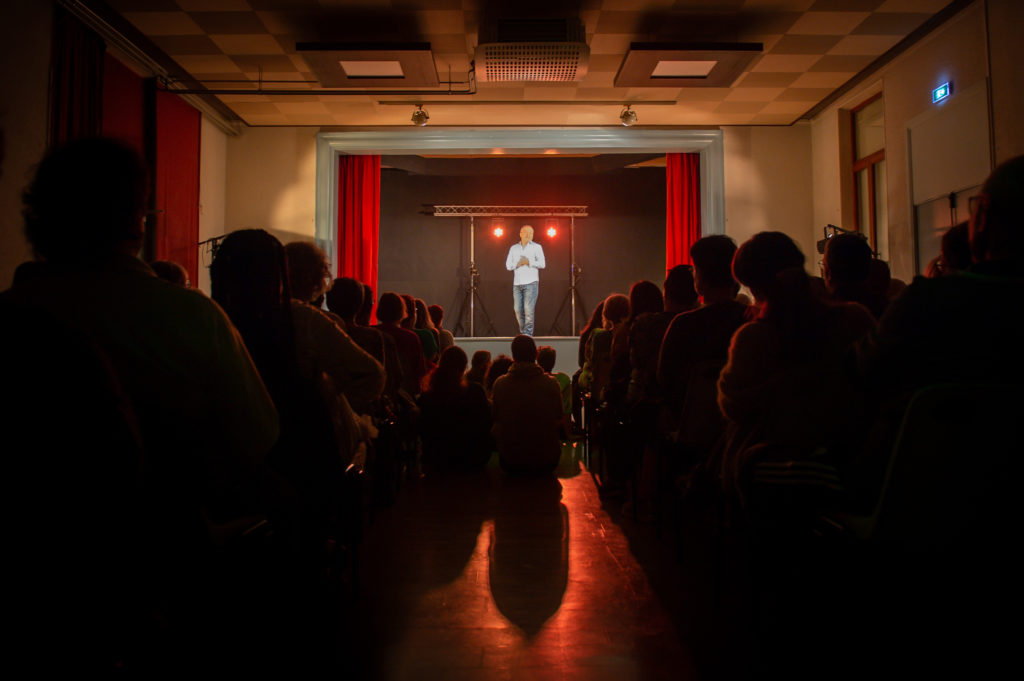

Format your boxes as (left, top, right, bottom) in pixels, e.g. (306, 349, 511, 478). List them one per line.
(342, 445, 736, 681)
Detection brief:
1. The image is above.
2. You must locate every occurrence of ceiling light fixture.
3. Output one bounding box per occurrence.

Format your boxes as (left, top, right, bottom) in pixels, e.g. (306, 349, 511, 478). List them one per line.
(411, 104, 429, 126)
(620, 104, 637, 127)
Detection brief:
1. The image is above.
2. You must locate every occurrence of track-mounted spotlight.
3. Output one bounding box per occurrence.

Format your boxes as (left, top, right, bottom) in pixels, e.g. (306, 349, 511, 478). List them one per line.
(411, 104, 429, 126)
(620, 104, 637, 127)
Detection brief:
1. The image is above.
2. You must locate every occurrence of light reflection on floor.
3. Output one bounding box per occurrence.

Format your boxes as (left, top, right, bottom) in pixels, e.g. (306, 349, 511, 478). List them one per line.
(355, 446, 695, 681)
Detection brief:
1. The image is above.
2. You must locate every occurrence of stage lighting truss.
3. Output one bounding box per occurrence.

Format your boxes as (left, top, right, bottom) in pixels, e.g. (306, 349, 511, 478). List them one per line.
(432, 205, 588, 218)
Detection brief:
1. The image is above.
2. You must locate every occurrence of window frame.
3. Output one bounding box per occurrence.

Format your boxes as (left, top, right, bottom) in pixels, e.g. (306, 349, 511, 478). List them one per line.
(850, 93, 886, 256)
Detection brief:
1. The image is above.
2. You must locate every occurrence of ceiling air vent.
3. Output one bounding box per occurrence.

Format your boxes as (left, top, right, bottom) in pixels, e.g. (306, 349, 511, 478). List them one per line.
(475, 18, 589, 83)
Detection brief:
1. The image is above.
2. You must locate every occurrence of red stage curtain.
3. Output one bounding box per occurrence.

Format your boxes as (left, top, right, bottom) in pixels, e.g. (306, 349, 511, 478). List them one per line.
(48, 6, 105, 146)
(154, 90, 201, 285)
(101, 53, 144, 155)
(666, 152, 702, 269)
(337, 154, 381, 307)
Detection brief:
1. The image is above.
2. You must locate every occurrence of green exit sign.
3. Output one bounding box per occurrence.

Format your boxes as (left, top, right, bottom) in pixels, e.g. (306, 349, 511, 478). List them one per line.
(932, 82, 951, 103)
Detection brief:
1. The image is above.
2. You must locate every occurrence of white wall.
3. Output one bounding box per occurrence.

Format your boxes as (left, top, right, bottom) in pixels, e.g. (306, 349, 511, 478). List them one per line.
(0, 0, 52, 288)
(197, 115, 228, 295)
(224, 126, 318, 249)
(723, 124, 817, 272)
(808, 0, 1022, 282)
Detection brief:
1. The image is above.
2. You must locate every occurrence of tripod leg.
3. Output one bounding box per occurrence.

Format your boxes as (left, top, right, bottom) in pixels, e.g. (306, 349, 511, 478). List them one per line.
(548, 286, 573, 335)
(471, 289, 500, 336)
(453, 285, 474, 336)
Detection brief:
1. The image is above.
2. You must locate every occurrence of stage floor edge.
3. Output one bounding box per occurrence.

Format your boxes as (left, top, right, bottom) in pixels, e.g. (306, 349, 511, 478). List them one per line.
(454, 336, 579, 377)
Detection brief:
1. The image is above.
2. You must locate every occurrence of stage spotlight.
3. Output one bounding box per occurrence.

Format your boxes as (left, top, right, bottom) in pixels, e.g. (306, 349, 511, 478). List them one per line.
(493, 226, 504, 237)
(411, 104, 429, 126)
(620, 104, 637, 127)
(546, 226, 557, 238)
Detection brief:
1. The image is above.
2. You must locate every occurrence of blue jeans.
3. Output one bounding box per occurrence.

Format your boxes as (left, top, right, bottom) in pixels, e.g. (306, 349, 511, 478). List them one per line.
(512, 281, 538, 336)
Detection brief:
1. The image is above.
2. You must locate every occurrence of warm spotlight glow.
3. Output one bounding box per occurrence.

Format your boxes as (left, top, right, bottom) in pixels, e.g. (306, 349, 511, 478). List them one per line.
(547, 226, 557, 238)
(493, 226, 504, 237)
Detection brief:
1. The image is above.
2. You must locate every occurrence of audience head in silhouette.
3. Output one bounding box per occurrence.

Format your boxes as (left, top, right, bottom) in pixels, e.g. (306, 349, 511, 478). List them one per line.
(691, 235, 739, 303)
(466, 350, 491, 386)
(627, 280, 664, 322)
(664, 264, 699, 312)
(940, 222, 971, 274)
(511, 334, 538, 363)
(23, 137, 148, 262)
(210, 229, 296, 397)
(377, 292, 406, 325)
(428, 304, 445, 329)
(400, 294, 417, 329)
(150, 260, 190, 287)
(602, 294, 630, 329)
(970, 155, 1024, 266)
(485, 354, 514, 394)
(325, 276, 364, 321)
(823, 233, 872, 294)
(537, 346, 557, 373)
(415, 298, 435, 332)
(284, 241, 330, 303)
(427, 345, 468, 394)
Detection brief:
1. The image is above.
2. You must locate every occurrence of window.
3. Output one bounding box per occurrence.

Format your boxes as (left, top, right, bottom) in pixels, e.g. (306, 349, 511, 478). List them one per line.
(850, 94, 887, 259)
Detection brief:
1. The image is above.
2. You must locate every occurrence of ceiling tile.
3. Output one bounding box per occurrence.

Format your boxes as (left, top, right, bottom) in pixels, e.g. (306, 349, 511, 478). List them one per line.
(760, 99, 817, 114)
(589, 34, 634, 55)
(851, 12, 931, 35)
(677, 87, 732, 101)
(735, 71, 800, 87)
(777, 86, 834, 100)
(714, 100, 767, 114)
(209, 34, 286, 55)
(739, 1, 815, 12)
(174, 54, 244, 73)
(595, 11, 644, 34)
(787, 70, 853, 88)
(725, 87, 786, 101)
(827, 33, 901, 55)
(750, 54, 822, 72)
(809, 0, 885, 10)
(809, 54, 874, 72)
(877, 0, 948, 12)
(175, 0, 252, 10)
(229, 101, 282, 115)
(786, 11, 871, 35)
(150, 34, 222, 55)
(418, 10, 465, 34)
(230, 54, 301, 72)
(122, 11, 204, 35)
(768, 34, 842, 54)
(188, 11, 269, 34)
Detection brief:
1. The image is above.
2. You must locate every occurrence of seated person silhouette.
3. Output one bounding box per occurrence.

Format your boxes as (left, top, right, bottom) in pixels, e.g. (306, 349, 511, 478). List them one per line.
(491, 335, 565, 475)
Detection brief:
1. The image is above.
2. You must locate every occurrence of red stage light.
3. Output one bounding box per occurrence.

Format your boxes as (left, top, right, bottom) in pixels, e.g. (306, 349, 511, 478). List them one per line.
(493, 226, 504, 237)
(546, 226, 557, 238)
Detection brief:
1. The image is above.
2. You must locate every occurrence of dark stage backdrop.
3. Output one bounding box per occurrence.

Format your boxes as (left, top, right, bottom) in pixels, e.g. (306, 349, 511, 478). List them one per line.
(379, 162, 666, 338)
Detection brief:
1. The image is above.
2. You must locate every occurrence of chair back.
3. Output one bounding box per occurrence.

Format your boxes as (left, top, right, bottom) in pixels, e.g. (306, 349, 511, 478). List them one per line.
(870, 383, 1018, 552)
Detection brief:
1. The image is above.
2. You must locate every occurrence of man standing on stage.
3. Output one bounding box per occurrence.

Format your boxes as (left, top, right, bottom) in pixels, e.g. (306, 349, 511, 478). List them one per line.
(505, 224, 545, 336)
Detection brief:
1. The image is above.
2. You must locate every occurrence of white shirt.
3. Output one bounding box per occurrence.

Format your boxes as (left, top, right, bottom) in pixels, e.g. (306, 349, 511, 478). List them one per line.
(505, 241, 546, 285)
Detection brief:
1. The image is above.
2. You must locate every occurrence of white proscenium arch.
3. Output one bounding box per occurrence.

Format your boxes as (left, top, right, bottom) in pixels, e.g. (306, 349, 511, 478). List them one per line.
(314, 127, 725, 261)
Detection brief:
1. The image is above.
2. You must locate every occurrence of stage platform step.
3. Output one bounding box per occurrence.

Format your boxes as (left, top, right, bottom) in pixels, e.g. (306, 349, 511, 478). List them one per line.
(454, 336, 579, 377)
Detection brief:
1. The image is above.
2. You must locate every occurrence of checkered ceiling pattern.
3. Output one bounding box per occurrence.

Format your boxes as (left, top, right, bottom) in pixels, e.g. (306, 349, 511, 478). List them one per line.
(98, 0, 954, 127)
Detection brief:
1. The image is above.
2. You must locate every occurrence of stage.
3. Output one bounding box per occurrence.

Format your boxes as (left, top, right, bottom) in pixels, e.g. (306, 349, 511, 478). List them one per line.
(453, 336, 579, 377)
